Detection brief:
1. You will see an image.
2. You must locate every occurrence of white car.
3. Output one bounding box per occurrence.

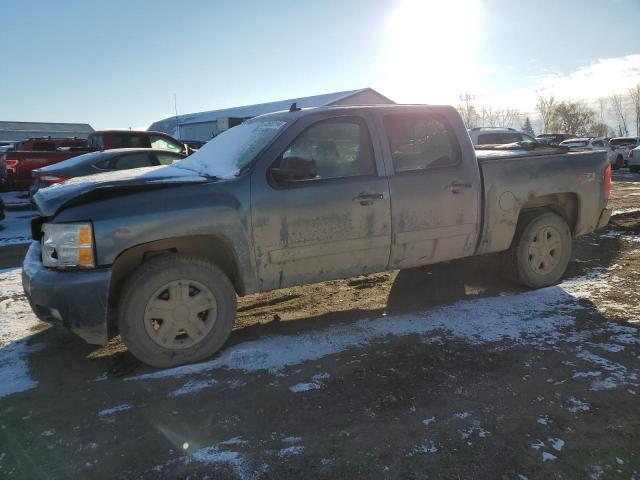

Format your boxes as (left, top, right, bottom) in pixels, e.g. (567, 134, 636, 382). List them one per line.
(609, 136, 640, 169)
(559, 138, 614, 165)
(629, 146, 640, 173)
(468, 127, 536, 146)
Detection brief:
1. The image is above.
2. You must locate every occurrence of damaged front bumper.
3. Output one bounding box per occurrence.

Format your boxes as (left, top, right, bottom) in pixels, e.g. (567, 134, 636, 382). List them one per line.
(21, 241, 111, 345)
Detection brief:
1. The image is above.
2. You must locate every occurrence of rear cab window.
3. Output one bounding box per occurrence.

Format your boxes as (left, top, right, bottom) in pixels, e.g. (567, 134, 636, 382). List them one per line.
(383, 113, 461, 173)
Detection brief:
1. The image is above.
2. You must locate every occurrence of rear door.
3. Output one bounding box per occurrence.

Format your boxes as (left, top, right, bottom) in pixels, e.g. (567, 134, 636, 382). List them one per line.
(375, 109, 481, 269)
(250, 113, 391, 291)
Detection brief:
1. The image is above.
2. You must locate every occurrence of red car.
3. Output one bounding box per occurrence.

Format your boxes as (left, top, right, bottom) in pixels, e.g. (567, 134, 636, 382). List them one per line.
(1, 131, 187, 190)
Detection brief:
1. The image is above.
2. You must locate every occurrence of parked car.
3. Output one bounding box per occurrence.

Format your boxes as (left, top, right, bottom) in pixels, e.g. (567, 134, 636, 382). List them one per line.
(30, 148, 186, 196)
(628, 146, 640, 173)
(609, 136, 640, 169)
(1, 130, 188, 190)
(87, 130, 188, 154)
(468, 127, 537, 146)
(24, 104, 612, 367)
(535, 133, 573, 146)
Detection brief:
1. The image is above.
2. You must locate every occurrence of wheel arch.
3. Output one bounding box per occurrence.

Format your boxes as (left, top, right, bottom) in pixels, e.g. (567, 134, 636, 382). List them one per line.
(517, 192, 579, 234)
(108, 235, 245, 320)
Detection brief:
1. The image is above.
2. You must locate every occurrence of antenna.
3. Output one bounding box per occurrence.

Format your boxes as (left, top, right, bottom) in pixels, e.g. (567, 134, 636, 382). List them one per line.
(174, 93, 181, 139)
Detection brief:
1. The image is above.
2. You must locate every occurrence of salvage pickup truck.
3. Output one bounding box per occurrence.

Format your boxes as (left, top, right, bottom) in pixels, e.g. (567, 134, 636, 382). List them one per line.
(23, 105, 612, 367)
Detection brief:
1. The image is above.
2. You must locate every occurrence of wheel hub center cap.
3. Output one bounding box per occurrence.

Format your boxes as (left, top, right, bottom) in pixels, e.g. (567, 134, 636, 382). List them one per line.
(172, 305, 190, 323)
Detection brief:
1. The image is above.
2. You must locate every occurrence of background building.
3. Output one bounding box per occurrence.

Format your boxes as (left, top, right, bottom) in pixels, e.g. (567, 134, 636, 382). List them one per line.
(0, 121, 94, 142)
(148, 88, 394, 141)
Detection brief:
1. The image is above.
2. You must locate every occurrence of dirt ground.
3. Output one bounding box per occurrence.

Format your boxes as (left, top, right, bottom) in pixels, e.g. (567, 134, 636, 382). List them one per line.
(0, 171, 639, 479)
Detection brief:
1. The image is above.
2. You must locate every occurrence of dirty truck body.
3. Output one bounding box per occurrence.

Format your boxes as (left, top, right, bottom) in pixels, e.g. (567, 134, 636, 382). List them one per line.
(23, 105, 612, 367)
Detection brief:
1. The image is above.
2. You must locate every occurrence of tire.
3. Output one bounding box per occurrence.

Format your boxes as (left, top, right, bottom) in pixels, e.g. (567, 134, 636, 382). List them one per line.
(118, 255, 237, 368)
(507, 211, 572, 288)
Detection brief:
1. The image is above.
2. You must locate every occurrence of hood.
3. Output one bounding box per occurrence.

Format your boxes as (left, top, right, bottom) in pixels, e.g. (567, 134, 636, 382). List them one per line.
(34, 165, 212, 217)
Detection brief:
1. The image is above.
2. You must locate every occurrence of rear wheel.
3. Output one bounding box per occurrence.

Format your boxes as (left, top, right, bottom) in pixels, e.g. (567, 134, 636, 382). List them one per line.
(118, 255, 236, 368)
(508, 211, 572, 288)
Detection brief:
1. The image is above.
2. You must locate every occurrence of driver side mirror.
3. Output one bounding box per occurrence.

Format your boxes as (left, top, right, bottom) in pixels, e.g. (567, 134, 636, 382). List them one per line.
(270, 156, 317, 184)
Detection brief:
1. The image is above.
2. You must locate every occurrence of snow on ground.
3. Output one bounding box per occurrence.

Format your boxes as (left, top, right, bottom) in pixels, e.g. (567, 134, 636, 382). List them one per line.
(127, 267, 638, 392)
(0, 209, 35, 246)
(0, 268, 47, 398)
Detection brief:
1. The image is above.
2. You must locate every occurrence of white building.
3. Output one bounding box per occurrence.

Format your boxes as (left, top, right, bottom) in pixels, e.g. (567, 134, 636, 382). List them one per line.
(0, 121, 94, 142)
(148, 88, 394, 141)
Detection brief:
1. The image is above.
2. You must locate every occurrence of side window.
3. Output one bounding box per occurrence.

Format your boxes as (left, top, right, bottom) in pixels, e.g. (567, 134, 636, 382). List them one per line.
(277, 117, 375, 181)
(150, 135, 183, 152)
(384, 114, 460, 172)
(592, 141, 604, 147)
(155, 152, 182, 165)
(110, 153, 154, 170)
(111, 135, 151, 149)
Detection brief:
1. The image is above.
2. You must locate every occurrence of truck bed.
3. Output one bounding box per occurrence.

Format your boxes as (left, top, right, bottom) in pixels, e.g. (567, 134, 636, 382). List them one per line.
(475, 148, 609, 255)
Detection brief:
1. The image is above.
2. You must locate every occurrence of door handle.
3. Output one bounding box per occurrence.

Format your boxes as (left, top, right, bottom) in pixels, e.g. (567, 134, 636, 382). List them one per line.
(353, 192, 384, 205)
(445, 181, 472, 194)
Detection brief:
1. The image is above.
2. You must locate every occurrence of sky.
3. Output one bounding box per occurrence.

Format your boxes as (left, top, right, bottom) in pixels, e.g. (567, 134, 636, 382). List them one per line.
(1, 0, 639, 130)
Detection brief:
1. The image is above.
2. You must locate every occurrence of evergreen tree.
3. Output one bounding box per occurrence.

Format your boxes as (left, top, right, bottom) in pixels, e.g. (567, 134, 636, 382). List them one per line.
(522, 117, 535, 137)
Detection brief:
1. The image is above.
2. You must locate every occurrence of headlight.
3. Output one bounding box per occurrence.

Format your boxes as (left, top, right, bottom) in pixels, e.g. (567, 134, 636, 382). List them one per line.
(41, 222, 95, 268)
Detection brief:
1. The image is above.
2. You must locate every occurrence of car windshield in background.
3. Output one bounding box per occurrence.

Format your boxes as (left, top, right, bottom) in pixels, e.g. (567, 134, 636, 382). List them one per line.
(175, 120, 287, 179)
(477, 132, 531, 144)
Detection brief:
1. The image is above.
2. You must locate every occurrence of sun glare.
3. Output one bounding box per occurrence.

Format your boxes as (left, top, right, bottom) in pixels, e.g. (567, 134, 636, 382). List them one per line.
(382, 0, 482, 104)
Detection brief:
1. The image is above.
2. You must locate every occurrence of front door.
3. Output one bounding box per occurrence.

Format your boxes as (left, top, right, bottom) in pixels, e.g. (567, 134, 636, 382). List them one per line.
(250, 114, 391, 291)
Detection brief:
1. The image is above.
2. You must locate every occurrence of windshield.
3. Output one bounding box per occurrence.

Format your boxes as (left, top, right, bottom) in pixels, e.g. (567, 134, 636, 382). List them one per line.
(175, 120, 286, 178)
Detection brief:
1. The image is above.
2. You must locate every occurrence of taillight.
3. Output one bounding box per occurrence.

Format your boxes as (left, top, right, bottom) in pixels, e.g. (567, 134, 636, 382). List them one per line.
(39, 174, 69, 184)
(5, 159, 18, 173)
(604, 164, 612, 200)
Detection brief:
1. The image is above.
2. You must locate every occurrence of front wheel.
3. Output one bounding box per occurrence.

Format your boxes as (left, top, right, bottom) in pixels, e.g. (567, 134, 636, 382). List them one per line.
(118, 255, 237, 368)
(508, 211, 572, 288)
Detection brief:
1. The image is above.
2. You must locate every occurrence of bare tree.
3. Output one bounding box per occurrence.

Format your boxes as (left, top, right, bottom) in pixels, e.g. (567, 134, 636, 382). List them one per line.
(536, 95, 556, 133)
(457, 93, 478, 129)
(547, 100, 595, 137)
(496, 108, 520, 128)
(629, 84, 640, 136)
(610, 93, 629, 137)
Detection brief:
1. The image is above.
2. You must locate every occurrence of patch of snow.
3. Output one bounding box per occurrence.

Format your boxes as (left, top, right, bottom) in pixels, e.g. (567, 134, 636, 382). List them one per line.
(572, 371, 602, 379)
(531, 440, 545, 450)
(575, 348, 637, 391)
(409, 441, 438, 455)
(0, 341, 42, 398)
(278, 445, 304, 457)
(454, 411, 472, 419)
(548, 438, 565, 451)
(566, 397, 591, 413)
(98, 404, 132, 417)
(590, 343, 624, 353)
(537, 415, 550, 425)
(0, 269, 45, 347)
(542, 451, 557, 462)
(0, 210, 36, 246)
(616, 457, 624, 465)
(422, 416, 436, 427)
(40, 429, 55, 437)
(289, 381, 321, 393)
(282, 436, 303, 444)
(220, 436, 248, 446)
(169, 378, 218, 397)
(189, 445, 255, 480)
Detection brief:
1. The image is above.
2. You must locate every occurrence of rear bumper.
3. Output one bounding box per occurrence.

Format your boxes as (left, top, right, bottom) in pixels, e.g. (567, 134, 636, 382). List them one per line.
(21, 241, 111, 345)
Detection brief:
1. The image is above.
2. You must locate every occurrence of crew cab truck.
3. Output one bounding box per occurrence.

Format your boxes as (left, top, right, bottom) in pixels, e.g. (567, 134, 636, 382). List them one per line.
(23, 105, 612, 368)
